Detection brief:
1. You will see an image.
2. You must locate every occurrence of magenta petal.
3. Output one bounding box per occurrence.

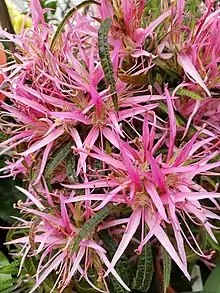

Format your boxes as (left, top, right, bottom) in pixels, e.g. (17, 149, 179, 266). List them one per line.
(146, 150, 166, 192)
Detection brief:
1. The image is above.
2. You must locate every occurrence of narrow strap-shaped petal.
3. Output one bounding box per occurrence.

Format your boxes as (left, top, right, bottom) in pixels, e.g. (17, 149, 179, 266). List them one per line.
(104, 209, 141, 277)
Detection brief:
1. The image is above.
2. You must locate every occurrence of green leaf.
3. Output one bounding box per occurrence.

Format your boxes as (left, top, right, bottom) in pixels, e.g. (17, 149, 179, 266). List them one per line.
(71, 204, 114, 253)
(50, 0, 100, 50)
(66, 153, 78, 184)
(98, 18, 118, 111)
(0, 180, 23, 223)
(44, 141, 72, 179)
(162, 248, 171, 293)
(75, 279, 98, 293)
(203, 264, 220, 293)
(176, 89, 203, 100)
(99, 231, 130, 292)
(0, 251, 13, 292)
(0, 260, 19, 275)
(24, 256, 57, 293)
(132, 244, 154, 292)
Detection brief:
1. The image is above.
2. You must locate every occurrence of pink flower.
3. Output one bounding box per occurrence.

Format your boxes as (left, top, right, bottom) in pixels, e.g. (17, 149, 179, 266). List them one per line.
(7, 186, 130, 292)
(65, 109, 220, 280)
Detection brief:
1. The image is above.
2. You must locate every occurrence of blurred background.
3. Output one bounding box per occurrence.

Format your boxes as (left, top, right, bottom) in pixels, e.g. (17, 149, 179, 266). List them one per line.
(10, 0, 83, 21)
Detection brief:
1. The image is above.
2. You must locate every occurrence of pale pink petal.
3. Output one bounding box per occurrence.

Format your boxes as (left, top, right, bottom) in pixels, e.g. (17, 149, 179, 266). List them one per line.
(104, 209, 141, 277)
(176, 0, 185, 24)
(77, 127, 99, 175)
(49, 111, 91, 124)
(0, 89, 48, 114)
(177, 54, 211, 96)
(16, 186, 45, 211)
(63, 179, 119, 189)
(175, 191, 220, 202)
(33, 142, 54, 185)
(93, 185, 125, 211)
(102, 127, 120, 149)
(30, 252, 64, 293)
(19, 127, 64, 156)
(97, 251, 131, 291)
(77, 266, 106, 293)
(60, 193, 71, 233)
(135, 10, 172, 42)
(80, 240, 106, 253)
(147, 214, 190, 279)
(64, 246, 86, 286)
(98, 218, 129, 231)
(65, 194, 106, 203)
(144, 182, 168, 222)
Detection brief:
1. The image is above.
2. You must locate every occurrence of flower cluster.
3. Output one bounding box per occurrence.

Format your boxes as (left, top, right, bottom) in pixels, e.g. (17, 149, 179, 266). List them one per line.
(0, 0, 220, 292)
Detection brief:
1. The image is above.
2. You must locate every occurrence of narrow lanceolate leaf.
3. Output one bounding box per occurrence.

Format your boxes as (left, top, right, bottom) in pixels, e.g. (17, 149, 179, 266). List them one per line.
(132, 244, 154, 292)
(50, 0, 99, 50)
(71, 204, 114, 252)
(66, 153, 78, 184)
(98, 18, 118, 111)
(100, 231, 130, 292)
(176, 89, 203, 100)
(44, 141, 72, 179)
(162, 248, 171, 293)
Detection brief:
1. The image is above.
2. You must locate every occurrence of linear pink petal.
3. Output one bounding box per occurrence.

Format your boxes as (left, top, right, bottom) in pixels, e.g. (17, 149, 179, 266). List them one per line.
(121, 145, 141, 188)
(0, 130, 33, 148)
(175, 192, 220, 202)
(173, 130, 200, 167)
(144, 182, 168, 222)
(16, 186, 45, 211)
(64, 246, 86, 287)
(188, 136, 216, 156)
(105, 209, 141, 277)
(49, 111, 91, 124)
(98, 218, 129, 231)
(147, 215, 190, 279)
(97, 251, 131, 291)
(30, 253, 64, 293)
(23, 208, 65, 227)
(19, 127, 64, 156)
(136, 10, 171, 41)
(33, 142, 54, 185)
(60, 193, 71, 234)
(143, 114, 150, 160)
(89, 152, 127, 171)
(177, 0, 185, 24)
(146, 151, 165, 192)
(0, 89, 48, 114)
(77, 127, 99, 175)
(65, 194, 106, 203)
(80, 240, 106, 253)
(102, 127, 120, 149)
(177, 54, 211, 96)
(93, 185, 124, 211)
(77, 266, 106, 293)
(63, 179, 119, 189)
